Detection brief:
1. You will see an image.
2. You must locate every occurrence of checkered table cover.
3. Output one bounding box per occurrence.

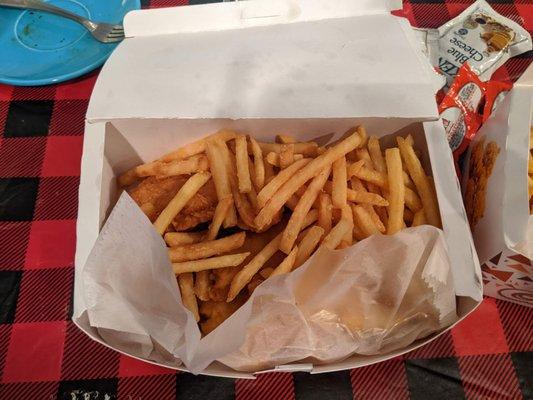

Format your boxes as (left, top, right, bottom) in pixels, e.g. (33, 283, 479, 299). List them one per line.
(0, 1, 531, 399)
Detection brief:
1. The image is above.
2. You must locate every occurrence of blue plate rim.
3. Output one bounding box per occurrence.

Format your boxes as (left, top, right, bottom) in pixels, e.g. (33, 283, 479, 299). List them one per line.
(0, 0, 140, 87)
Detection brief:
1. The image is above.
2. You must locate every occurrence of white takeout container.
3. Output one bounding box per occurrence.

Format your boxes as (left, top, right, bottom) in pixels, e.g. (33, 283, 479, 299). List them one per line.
(462, 63, 533, 307)
(75, 0, 482, 378)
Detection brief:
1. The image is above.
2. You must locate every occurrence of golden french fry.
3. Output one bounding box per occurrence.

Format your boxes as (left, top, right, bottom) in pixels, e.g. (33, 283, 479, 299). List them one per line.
(263, 156, 276, 184)
(350, 177, 385, 233)
(405, 187, 423, 212)
(368, 137, 386, 173)
(280, 166, 331, 254)
(265, 152, 304, 167)
(249, 137, 265, 190)
(303, 209, 319, 229)
(255, 129, 364, 230)
(164, 231, 205, 246)
(227, 234, 282, 301)
(332, 156, 347, 209)
(361, 204, 385, 233)
(279, 144, 295, 169)
(318, 192, 333, 235)
(350, 165, 387, 188)
(225, 149, 258, 230)
(258, 142, 318, 157)
(206, 196, 233, 241)
(270, 246, 299, 277)
(168, 232, 246, 262)
(285, 194, 300, 210)
(294, 226, 324, 267)
(155, 155, 209, 177)
(412, 209, 428, 226)
(397, 137, 441, 227)
(178, 272, 199, 322)
(194, 271, 211, 302)
(160, 130, 236, 162)
(257, 158, 311, 208)
(153, 172, 211, 235)
(324, 181, 388, 206)
(321, 219, 352, 250)
(235, 135, 252, 193)
(173, 252, 250, 275)
(276, 134, 297, 144)
(385, 148, 405, 235)
(340, 204, 354, 246)
(206, 140, 237, 227)
(352, 204, 381, 238)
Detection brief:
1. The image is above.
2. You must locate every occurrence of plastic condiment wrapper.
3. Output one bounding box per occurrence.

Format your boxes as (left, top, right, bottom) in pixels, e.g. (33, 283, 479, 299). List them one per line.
(439, 64, 483, 158)
(436, 0, 531, 86)
(82, 191, 457, 374)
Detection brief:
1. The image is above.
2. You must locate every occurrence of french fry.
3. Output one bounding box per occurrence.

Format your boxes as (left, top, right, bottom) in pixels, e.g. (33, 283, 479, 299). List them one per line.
(279, 144, 295, 169)
(257, 158, 311, 208)
(276, 134, 297, 144)
(324, 181, 388, 207)
(352, 204, 381, 238)
(155, 155, 209, 177)
(255, 129, 364, 230)
(168, 232, 246, 262)
(397, 137, 441, 227)
(160, 129, 236, 162)
(405, 187, 423, 212)
(225, 149, 258, 230)
(206, 140, 237, 227)
(332, 156, 347, 209)
(318, 192, 333, 235)
(350, 165, 387, 188)
(263, 156, 276, 184)
(153, 172, 211, 235)
(206, 196, 233, 240)
(227, 234, 283, 301)
(178, 273, 199, 322)
(235, 135, 252, 193)
(258, 142, 318, 157)
(385, 148, 405, 235)
(194, 271, 211, 302)
(280, 166, 331, 254)
(173, 252, 250, 274)
(270, 246, 299, 277)
(294, 226, 324, 267)
(249, 137, 265, 190)
(321, 219, 352, 250)
(164, 231, 205, 247)
(265, 152, 304, 167)
(368, 137, 386, 173)
(412, 210, 427, 226)
(286, 195, 300, 210)
(350, 177, 385, 233)
(340, 205, 354, 246)
(302, 209, 319, 229)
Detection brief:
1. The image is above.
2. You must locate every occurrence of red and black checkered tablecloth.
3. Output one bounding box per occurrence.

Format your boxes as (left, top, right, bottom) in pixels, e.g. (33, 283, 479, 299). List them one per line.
(0, 0, 531, 399)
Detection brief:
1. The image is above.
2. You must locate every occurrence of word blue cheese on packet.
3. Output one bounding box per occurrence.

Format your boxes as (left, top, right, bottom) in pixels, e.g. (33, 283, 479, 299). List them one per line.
(436, 0, 531, 85)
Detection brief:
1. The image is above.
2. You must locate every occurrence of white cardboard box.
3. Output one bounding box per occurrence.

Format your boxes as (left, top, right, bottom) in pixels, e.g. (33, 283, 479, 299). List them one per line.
(462, 64, 533, 307)
(75, 0, 482, 377)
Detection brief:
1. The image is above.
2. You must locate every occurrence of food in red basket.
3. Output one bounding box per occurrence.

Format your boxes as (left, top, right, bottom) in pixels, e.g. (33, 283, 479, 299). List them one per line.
(435, 0, 531, 86)
(117, 128, 441, 335)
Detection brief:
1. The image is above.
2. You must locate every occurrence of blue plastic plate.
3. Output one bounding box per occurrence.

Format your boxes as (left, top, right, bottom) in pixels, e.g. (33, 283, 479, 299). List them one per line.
(0, 0, 140, 86)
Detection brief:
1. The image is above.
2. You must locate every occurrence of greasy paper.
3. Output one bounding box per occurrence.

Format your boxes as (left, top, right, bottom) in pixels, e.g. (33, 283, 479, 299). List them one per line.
(81, 191, 456, 374)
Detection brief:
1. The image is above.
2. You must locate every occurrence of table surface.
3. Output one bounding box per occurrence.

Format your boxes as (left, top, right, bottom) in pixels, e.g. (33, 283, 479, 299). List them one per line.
(0, 0, 532, 399)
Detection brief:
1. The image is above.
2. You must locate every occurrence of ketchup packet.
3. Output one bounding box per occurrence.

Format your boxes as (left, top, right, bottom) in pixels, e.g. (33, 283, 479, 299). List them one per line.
(436, 0, 531, 86)
(439, 64, 484, 158)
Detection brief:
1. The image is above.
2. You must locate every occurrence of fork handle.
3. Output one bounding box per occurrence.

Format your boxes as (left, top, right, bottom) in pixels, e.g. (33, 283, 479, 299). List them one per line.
(0, 0, 89, 27)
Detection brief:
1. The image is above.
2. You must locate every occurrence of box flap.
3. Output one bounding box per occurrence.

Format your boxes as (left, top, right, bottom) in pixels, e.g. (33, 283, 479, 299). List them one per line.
(122, 0, 402, 38)
(87, 0, 437, 121)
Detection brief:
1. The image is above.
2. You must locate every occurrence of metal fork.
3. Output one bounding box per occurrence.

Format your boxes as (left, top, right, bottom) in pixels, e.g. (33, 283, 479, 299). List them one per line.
(0, 0, 124, 43)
